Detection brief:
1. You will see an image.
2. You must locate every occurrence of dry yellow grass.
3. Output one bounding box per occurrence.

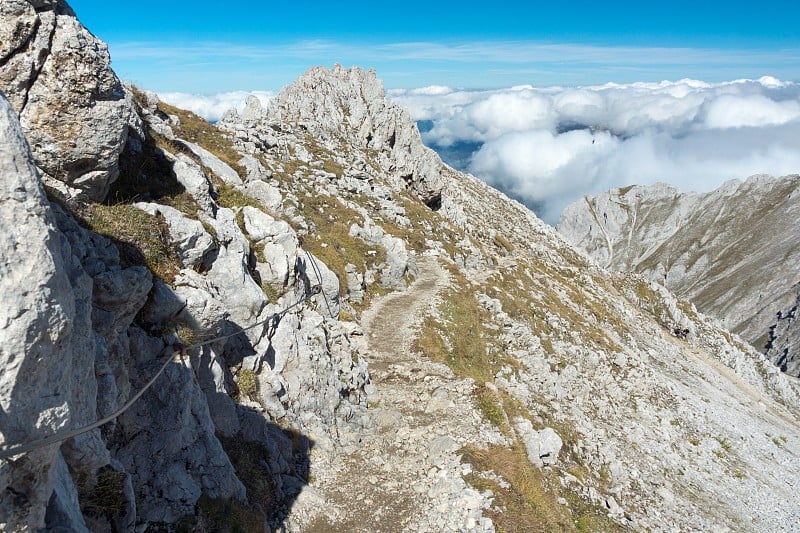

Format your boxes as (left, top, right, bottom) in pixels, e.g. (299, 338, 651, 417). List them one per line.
(155, 100, 246, 179)
(294, 190, 386, 299)
(85, 204, 180, 283)
(463, 443, 625, 533)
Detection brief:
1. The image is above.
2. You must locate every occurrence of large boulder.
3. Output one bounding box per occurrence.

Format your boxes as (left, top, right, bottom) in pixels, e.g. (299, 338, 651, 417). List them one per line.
(349, 220, 418, 289)
(514, 418, 563, 468)
(0, 0, 130, 201)
(133, 202, 216, 269)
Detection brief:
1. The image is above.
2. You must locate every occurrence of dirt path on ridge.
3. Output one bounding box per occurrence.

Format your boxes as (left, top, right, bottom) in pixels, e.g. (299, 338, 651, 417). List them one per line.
(360, 256, 451, 376)
(301, 256, 497, 532)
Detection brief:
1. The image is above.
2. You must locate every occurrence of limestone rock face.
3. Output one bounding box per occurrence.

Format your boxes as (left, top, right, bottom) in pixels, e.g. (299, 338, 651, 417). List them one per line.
(1, 92, 179, 531)
(113, 359, 247, 524)
(558, 176, 800, 376)
(0, 90, 77, 532)
(138, 106, 367, 430)
(0, 0, 130, 201)
(767, 290, 800, 375)
(0, 91, 253, 530)
(258, 65, 443, 206)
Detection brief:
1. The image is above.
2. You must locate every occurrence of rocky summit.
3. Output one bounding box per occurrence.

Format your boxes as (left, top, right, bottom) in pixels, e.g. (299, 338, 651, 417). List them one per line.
(1, 3, 800, 532)
(558, 176, 800, 377)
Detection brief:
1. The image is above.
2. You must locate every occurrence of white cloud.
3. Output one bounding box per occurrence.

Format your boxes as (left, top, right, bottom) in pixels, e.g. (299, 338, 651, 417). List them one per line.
(406, 85, 455, 96)
(393, 77, 800, 224)
(157, 91, 273, 122)
(460, 91, 556, 139)
(152, 78, 800, 226)
(701, 94, 800, 128)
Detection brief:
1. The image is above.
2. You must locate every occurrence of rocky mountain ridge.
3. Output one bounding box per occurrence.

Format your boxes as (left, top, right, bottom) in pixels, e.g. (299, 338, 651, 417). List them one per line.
(558, 176, 800, 376)
(2, 4, 370, 530)
(1, 3, 800, 531)
(214, 66, 800, 530)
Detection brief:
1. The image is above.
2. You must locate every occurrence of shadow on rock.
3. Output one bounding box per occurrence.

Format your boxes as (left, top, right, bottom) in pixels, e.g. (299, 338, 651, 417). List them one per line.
(207, 405, 314, 532)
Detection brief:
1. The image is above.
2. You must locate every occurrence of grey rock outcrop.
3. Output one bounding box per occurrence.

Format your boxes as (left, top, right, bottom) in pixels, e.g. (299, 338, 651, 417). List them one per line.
(240, 65, 443, 206)
(242, 205, 297, 287)
(220, 97, 278, 154)
(178, 206, 266, 325)
(767, 288, 800, 375)
(1, 81, 373, 529)
(133, 202, 215, 268)
(0, 90, 78, 531)
(180, 139, 242, 186)
(166, 152, 216, 213)
(349, 220, 418, 289)
(131, 92, 367, 442)
(1, 89, 151, 529)
(1, 91, 228, 530)
(0, 0, 130, 200)
(113, 358, 247, 524)
(44, 453, 91, 532)
(558, 176, 800, 376)
(514, 418, 563, 467)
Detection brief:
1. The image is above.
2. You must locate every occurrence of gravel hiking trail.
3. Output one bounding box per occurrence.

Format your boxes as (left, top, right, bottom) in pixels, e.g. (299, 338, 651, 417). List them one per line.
(302, 256, 496, 532)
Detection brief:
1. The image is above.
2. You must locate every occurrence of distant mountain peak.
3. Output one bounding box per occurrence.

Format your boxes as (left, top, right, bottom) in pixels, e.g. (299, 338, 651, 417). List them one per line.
(559, 174, 800, 376)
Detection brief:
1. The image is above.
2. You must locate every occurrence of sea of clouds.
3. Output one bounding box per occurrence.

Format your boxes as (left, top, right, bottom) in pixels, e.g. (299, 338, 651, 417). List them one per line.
(390, 76, 800, 223)
(161, 77, 800, 224)
(158, 90, 274, 123)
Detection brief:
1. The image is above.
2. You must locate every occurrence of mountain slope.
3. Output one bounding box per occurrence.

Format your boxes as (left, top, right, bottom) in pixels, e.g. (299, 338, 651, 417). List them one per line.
(558, 176, 800, 376)
(1, 6, 800, 530)
(218, 65, 800, 531)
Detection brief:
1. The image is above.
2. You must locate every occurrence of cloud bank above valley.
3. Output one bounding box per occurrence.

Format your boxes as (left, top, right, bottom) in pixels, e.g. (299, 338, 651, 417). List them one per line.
(159, 77, 800, 225)
(391, 76, 800, 223)
(158, 91, 273, 122)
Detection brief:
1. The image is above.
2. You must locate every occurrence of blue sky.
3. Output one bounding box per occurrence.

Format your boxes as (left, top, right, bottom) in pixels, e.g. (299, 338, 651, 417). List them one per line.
(69, 0, 800, 92)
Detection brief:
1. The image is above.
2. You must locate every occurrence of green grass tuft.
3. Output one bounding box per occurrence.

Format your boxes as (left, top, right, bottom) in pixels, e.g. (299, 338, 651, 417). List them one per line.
(462, 444, 625, 533)
(493, 234, 515, 253)
(83, 467, 127, 520)
(216, 183, 267, 211)
(194, 495, 266, 533)
(84, 204, 181, 283)
(294, 191, 386, 300)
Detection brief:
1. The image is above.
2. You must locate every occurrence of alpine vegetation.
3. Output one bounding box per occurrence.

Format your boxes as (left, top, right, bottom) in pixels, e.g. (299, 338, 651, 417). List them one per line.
(1, 2, 799, 532)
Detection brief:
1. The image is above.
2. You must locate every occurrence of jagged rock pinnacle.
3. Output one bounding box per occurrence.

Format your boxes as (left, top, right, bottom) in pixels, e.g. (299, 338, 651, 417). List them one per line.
(264, 65, 444, 207)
